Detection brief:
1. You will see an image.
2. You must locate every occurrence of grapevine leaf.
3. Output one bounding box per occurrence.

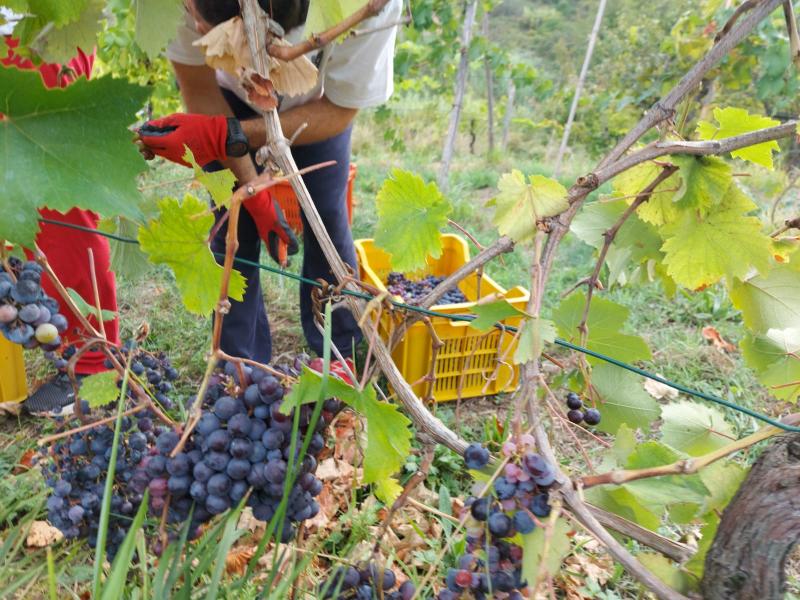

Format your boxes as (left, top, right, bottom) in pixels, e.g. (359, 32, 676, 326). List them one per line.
(670, 155, 732, 215)
(553, 292, 651, 365)
(584, 485, 660, 530)
(33, 0, 103, 63)
(304, 0, 365, 39)
(282, 367, 412, 502)
(106, 217, 153, 281)
(490, 171, 568, 243)
(520, 518, 571, 588)
(659, 401, 736, 456)
(638, 553, 693, 593)
(0, 69, 149, 247)
(79, 370, 119, 408)
(468, 299, 526, 332)
(698, 460, 746, 515)
(513, 317, 556, 364)
(66, 288, 117, 322)
(623, 441, 709, 520)
(741, 328, 800, 402)
(685, 514, 718, 581)
(570, 199, 623, 249)
(137, 195, 246, 316)
(374, 169, 452, 272)
(660, 208, 772, 289)
(697, 107, 781, 169)
(730, 266, 800, 331)
(590, 363, 661, 434)
(182, 147, 236, 208)
(612, 162, 680, 226)
(134, 0, 183, 58)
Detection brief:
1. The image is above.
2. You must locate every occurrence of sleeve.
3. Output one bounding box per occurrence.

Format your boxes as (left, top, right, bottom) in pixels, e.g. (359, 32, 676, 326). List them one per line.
(165, 11, 207, 66)
(322, 0, 402, 109)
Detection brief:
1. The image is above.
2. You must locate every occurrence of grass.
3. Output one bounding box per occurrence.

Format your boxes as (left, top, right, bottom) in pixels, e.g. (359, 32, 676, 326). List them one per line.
(2, 89, 794, 598)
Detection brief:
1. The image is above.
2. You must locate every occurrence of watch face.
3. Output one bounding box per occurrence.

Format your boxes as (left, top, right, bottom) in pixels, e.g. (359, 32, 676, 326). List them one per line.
(227, 141, 249, 158)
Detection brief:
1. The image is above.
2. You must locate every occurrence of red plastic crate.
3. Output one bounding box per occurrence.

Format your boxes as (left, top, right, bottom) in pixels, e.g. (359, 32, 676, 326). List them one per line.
(273, 164, 357, 234)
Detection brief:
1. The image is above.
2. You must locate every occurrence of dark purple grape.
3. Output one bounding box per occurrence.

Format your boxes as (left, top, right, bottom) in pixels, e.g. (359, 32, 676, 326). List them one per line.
(567, 409, 584, 424)
(207, 473, 232, 496)
(464, 443, 490, 469)
(583, 408, 601, 426)
(566, 392, 582, 410)
(513, 510, 535, 534)
(226, 458, 250, 480)
(488, 512, 512, 537)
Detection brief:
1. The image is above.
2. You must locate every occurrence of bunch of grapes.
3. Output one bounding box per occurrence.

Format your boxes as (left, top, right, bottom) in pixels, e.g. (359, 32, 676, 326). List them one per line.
(565, 392, 601, 426)
(0, 258, 68, 349)
(43, 419, 153, 559)
(438, 439, 556, 599)
(385, 272, 468, 305)
(104, 345, 181, 412)
(320, 563, 415, 600)
(42, 354, 338, 558)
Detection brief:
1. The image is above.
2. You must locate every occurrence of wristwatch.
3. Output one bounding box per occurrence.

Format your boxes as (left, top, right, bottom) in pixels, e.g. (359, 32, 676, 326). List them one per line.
(225, 117, 249, 157)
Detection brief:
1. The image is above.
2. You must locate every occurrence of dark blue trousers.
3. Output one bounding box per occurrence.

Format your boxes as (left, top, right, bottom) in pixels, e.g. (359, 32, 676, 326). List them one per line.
(208, 90, 362, 362)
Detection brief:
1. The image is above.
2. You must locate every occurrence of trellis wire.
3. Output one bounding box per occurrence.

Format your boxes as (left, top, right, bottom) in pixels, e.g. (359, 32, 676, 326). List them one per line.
(37, 217, 800, 433)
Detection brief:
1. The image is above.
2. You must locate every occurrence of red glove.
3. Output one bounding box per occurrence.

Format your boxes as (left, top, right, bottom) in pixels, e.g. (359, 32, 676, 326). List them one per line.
(137, 114, 229, 167)
(243, 189, 299, 266)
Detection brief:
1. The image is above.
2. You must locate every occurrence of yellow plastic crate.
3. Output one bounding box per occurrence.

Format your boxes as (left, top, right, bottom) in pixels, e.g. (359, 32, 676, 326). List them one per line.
(355, 233, 529, 402)
(0, 335, 27, 403)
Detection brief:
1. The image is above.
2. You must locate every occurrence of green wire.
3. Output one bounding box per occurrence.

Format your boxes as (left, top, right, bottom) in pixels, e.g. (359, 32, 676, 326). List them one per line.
(37, 217, 800, 432)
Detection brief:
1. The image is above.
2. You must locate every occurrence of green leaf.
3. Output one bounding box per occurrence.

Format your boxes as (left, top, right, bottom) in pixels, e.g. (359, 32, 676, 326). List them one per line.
(134, 0, 183, 58)
(670, 155, 732, 215)
(66, 288, 117, 322)
(374, 169, 452, 272)
(282, 367, 412, 501)
(33, 0, 102, 63)
(138, 195, 246, 316)
(182, 147, 236, 208)
(660, 207, 772, 289)
(79, 370, 119, 408)
(638, 553, 693, 593)
(698, 460, 746, 515)
(584, 485, 661, 530)
(730, 265, 800, 331)
(660, 401, 736, 456)
(697, 107, 781, 169)
(0, 69, 148, 247)
(468, 299, 526, 332)
(685, 514, 719, 581)
(612, 162, 680, 226)
(590, 363, 661, 434)
(741, 328, 800, 402)
(553, 292, 651, 365)
(304, 0, 366, 39)
(107, 218, 153, 280)
(623, 441, 709, 520)
(513, 317, 556, 364)
(520, 518, 571, 587)
(490, 171, 567, 243)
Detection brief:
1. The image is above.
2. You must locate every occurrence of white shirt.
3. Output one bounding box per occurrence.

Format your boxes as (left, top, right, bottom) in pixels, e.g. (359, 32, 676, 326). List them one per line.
(166, 1, 402, 112)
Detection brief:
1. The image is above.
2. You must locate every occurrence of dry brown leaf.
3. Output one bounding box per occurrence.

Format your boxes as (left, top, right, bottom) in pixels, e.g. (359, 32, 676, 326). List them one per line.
(267, 38, 319, 97)
(237, 506, 266, 535)
(701, 326, 737, 353)
(643, 377, 679, 401)
(0, 401, 22, 417)
(193, 17, 252, 74)
(14, 449, 37, 474)
(240, 69, 279, 111)
(225, 545, 255, 576)
(26, 520, 63, 548)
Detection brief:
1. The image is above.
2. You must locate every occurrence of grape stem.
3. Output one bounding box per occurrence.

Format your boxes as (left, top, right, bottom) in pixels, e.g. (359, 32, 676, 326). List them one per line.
(580, 413, 800, 489)
(86, 248, 106, 340)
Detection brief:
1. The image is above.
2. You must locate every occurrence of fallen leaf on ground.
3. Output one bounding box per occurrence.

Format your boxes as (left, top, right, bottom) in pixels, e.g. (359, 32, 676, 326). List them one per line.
(225, 545, 255, 576)
(26, 521, 63, 547)
(644, 377, 679, 400)
(701, 326, 737, 353)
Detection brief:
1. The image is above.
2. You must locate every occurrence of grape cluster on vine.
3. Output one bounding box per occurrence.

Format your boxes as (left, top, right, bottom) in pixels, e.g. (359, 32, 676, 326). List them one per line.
(437, 439, 556, 599)
(0, 258, 68, 349)
(320, 563, 415, 600)
(42, 353, 340, 559)
(565, 391, 601, 426)
(386, 272, 467, 304)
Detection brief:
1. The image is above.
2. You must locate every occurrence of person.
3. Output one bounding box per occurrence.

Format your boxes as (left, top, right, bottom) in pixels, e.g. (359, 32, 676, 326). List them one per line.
(1, 32, 121, 414)
(138, 0, 402, 379)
